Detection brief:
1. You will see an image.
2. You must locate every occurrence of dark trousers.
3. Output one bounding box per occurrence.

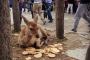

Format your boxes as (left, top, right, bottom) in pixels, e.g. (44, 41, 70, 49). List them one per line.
(19, 3, 23, 22)
(23, 2, 27, 12)
(44, 11, 47, 18)
(45, 3, 53, 21)
(28, 3, 33, 18)
(42, 2, 47, 18)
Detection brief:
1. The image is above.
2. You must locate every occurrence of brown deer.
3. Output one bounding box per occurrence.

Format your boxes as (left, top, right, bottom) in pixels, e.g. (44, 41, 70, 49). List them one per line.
(18, 15, 49, 48)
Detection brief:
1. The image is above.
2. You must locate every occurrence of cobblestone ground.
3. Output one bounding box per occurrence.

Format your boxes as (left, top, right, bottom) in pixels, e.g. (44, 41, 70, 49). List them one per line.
(10, 8, 90, 60)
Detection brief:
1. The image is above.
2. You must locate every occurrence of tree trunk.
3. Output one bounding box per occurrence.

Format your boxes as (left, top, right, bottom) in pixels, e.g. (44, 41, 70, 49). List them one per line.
(56, 0, 64, 39)
(12, 0, 21, 33)
(0, 0, 12, 60)
(86, 46, 90, 60)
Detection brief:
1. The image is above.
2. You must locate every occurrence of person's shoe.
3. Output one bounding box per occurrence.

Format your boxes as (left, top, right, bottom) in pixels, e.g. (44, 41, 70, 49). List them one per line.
(48, 20, 53, 23)
(41, 18, 46, 25)
(71, 29, 77, 32)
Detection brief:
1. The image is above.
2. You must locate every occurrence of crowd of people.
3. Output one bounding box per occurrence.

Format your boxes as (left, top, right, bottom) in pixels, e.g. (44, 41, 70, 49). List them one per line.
(9, 0, 54, 25)
(64, 0, 79, 14)
(8, 0, 80, 23)
(8, 0, 79, 24)
(8, 0, 90, 32)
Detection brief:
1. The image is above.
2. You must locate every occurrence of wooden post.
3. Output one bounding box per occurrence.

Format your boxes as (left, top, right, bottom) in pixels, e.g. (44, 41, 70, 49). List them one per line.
(12, 0, 21, 33)
(86, 45, 90, 60)
(0, 0, 12, 60)
(56, 0, 64, 39)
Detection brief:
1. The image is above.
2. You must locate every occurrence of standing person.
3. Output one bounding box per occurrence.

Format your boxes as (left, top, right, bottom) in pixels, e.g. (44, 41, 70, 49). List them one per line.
(72, 0, 90, 32)
(33, 0, 46, 24)
(45, 0, 53, 23)
(66, 0, 75, 14)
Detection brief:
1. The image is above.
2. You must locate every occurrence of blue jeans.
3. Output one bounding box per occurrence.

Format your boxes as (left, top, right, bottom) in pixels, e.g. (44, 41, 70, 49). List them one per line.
(46, 3, 53, 21)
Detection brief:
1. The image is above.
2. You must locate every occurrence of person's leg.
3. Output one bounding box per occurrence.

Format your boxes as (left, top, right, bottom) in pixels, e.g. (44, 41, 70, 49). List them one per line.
(64, 1, 67, 13)
(38, 3, 43, 19)
(28, 3, 33, 12)
(83, 13, 90, 23)
(72, 4, 85, 32)
(31, 4, 34, 18)
(38, 4, 46, 24)
(23, 2, 26, 12)
(83, 12, 90, 32)
(70, 4, 73, 14)
(30, 3, 32, 11)
(82, 4, 90, 24)
(46, 3, 53, 22)
(33, 3, 39, 23)
(27, 3, 30, 12)
(67, 4, 70, 13)
(43, 3, 47, 19)
(44, 11, 47, 18)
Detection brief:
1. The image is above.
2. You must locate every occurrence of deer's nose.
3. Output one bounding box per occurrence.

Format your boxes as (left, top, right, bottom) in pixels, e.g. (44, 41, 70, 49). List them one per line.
(36, 34, 39, 38)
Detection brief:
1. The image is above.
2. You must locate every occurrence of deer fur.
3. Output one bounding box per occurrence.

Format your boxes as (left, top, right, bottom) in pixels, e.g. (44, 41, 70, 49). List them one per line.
(18, 15, 49, 48)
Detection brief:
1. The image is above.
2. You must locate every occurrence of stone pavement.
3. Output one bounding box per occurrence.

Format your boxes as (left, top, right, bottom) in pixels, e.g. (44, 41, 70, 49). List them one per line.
(66, 48, 88, 60)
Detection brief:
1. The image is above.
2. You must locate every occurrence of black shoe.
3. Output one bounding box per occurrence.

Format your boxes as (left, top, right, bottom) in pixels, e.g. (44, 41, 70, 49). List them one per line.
(71, 29, 77, 32)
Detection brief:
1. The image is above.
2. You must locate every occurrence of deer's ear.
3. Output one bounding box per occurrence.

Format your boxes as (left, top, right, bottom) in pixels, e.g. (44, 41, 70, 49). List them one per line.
(22, 15, 30, 25)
